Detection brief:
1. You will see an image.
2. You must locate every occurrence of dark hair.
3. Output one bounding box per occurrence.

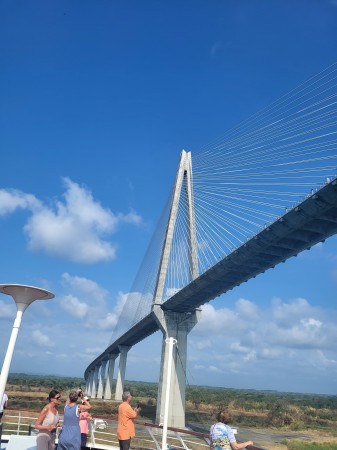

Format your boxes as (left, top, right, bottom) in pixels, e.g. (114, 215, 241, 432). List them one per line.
(69, 391, 79, 403)
(48, 390, 60, 402)
(217, 411, 232, 424)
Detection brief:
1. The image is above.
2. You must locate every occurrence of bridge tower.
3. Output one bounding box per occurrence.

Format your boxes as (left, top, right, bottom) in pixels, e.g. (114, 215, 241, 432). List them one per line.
(152, 149, 201, 428)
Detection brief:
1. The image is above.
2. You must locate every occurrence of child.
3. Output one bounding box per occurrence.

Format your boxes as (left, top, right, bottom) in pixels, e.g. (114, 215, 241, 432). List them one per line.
(79, 405, 93, 450)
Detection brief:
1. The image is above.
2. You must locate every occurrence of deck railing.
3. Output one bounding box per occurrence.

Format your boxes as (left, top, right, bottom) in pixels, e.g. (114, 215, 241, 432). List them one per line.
(0, 409, 267, 450)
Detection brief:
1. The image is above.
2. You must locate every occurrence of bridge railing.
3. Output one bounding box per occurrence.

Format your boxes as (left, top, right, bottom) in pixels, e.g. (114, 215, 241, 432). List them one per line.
(0, 409, 267, 450)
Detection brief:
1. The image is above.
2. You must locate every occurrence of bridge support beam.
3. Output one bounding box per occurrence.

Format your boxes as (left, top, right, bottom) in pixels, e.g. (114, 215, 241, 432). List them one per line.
(115, 345, 131, 401)
(85, 369, 95, 397)
(154, 308, 201, 428)
(97, 360, 107, 399)
(104, 353, 118, 400)
(91, 366, 100, 399)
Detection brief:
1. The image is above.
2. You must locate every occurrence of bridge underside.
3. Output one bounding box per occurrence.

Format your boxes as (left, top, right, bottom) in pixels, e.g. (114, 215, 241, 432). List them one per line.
(85, 179, 337, 376)
(163, 178, 337, 312)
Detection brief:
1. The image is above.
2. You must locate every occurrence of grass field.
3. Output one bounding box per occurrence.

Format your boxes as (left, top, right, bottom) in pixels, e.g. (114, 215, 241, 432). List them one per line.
(283, 442, 337, 450)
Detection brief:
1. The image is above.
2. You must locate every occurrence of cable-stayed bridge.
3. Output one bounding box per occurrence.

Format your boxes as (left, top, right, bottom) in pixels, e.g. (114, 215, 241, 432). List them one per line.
(84, 63, 337, 427)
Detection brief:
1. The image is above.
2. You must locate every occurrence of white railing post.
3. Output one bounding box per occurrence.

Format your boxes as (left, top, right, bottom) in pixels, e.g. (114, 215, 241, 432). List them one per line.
(175, 431, 189, 450)
(147, 427, 161, 450)
(89, 420, 96, 448)
(162, 337, 177, 450)
(17, 411, 21, 435)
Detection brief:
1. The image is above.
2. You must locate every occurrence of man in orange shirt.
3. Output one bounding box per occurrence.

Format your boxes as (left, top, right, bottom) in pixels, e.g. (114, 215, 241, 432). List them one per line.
(117, 391, 141, 450)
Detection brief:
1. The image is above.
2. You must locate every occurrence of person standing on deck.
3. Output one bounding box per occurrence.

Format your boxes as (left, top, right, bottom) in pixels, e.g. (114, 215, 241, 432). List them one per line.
(117, 391, 141, 450)
(210, 411, 253, 450)
(35, 389, 62, 450)
(79, 408, 93, 450)
(58, 389, 91, 450)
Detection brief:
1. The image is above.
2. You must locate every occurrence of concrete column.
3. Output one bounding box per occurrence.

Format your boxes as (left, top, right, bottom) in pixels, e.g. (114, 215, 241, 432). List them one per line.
(104, 354, 118, 400)
(97, 360, 107, 399)
(85, 369, 95, 396)
(154, 307, 201, 428)
(115, 345, 131, 401)
(91, 365, 100, 399)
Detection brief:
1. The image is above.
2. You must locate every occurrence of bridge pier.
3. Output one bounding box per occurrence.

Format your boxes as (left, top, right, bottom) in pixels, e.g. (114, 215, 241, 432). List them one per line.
(85, 368, 95, 397)
(115, 345, 131, 401)
(154, 308, 200, 428)
(91, 365, 100, 398)
(104, 353, 118, 400)
(97, 359, 107, 399)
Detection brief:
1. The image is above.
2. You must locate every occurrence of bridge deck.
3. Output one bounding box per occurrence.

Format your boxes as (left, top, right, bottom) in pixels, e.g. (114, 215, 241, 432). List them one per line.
(85, 178, 337, 374)
(163, 178, 337, 312)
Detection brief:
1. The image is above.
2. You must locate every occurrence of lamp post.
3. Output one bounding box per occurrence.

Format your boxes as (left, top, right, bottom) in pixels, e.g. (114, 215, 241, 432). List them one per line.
(0, 284, 54, 403)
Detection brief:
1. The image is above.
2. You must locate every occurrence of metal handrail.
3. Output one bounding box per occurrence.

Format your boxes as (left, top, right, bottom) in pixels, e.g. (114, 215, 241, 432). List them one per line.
(0, 409, 267, 450)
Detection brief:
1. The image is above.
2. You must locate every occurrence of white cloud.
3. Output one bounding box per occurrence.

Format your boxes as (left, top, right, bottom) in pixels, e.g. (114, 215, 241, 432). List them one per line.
(193, 364, 206, 370)
(0, 178, 142, 264)
(195, 299, 257, 336)
(266, 318, 325, 349)
(195, 303, 240, 334)
(120, 210, 142, 225)
(60, 294, 89, 319)
(7, 283, 337, 394)
(113, 291, 129, 317)
(208, 365, 224, 373)
(195, 339, 211, 350)
(315, 350, 337, 367)
(188, 295, 337, 387)
(235, 298, 259, 319)
(259, 347, 284, 360)
(0, 300, 15, 319)
(55, 354, 68, 359)
(84, 347, 103, 355)
(0, 189, 41, 215)
(110, 291, 151, 338)
(24, 178, 119, 263)
(31, 330, 54, 348)
(95, 290, 128, 331)
(60, 273, 126, 333)
(271, 297, 315, 326)
(230, 341, 251, 354)
(60, 274, 105, 323)
(26, 207, 117, 263)
(98, 312, 120, 330)
(61, 273, 109, 304)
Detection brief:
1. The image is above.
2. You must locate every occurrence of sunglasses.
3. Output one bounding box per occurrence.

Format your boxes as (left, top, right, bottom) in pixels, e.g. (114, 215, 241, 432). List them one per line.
(55, 396, 61, 400)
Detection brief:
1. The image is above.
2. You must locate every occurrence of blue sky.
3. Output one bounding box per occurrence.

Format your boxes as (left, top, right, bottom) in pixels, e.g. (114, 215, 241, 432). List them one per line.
(0, 0, 337, 395)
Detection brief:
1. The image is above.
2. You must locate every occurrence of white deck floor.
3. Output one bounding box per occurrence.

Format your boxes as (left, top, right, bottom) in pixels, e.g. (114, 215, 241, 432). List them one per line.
(2, 435, 37, 450)
(1, 434, 120, 450)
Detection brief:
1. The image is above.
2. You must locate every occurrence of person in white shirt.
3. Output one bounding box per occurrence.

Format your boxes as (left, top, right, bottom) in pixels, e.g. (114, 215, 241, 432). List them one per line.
(35, 389, 62, 450)
(210, 411, 253, 450)
(0, 393, 8, 422)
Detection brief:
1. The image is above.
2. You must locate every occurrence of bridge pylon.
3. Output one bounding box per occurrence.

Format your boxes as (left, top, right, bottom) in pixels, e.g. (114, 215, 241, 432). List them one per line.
(153, 308, 200, 428)
(152, 149, 200, 428)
